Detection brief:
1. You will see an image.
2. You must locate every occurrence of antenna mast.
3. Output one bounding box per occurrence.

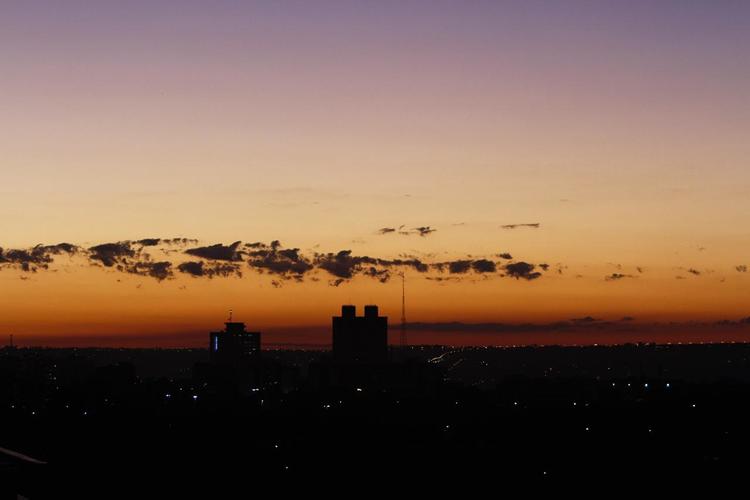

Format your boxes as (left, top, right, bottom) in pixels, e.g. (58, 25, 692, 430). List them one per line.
(400, 272, 407, 347)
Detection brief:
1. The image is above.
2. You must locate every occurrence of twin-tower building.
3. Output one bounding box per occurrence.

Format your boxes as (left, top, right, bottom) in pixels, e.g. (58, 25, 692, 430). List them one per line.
(332, 305, 388, 363)
(209, 305, 388, 364)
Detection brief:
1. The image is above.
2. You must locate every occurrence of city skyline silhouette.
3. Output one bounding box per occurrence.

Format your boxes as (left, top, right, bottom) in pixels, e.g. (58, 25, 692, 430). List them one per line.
(2, 1, 750, 494)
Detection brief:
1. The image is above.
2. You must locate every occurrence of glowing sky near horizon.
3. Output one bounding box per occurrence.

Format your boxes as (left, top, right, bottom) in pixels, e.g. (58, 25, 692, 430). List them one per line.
(1, 1, 750, 345)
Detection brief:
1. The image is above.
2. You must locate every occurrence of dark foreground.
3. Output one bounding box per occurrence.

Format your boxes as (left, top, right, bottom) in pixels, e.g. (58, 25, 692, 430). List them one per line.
(3, 343, 750, 496)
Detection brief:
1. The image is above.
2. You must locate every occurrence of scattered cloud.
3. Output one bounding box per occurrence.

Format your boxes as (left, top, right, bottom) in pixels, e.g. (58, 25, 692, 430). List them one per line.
(314, 250, 372, 280)
(425, 276, 462, 282)
(124, 261, 173, 281)
(605, 273, 636, 282)
(246, 243, 314, 276)
(0, 243, 79, 272)
(89, 242, 136, 267)
(714, 317, 750, 326)
(449, 260, 474, 274)
(177, 261, 242, 279)
(504, 262, 542, 281)
(404, 318, 637, 333)
(431, 259, 500, 275)
(571, 316, 601, 323)
(377, 226, 437, 237)
(135, 238, 161, 247)
(500, 223, 540, 230)
(414, 226, 436, 237)
(0, 238, 554, 287)
(471, 259, 497, 273)
(185, 241, 243, 261)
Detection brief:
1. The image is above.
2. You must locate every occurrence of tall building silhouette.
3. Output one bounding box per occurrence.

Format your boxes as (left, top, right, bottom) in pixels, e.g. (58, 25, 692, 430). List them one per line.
(209, 321, 261, 364)
(332, 305, 388, 363)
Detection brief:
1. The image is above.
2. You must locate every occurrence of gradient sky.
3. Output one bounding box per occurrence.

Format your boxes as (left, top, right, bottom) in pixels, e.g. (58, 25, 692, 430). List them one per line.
(1, 1, 749, 346)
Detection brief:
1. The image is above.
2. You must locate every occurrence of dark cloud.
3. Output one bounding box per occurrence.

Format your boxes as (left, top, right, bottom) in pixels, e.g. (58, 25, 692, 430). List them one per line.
(176, 261, 204, 277)
(431, 259, 545, 280)
(85, 238, 236, 280)
(185, 241, 243, 261)
(88, 242, 136, 267)
(40, 243, 79, 255)
(123, 261, 173, 281)
(136, 238, 161, 247)
(404, 320, 581, 333)
(312, 249, 434, 282)
(278, 248, 301, 260)
(497, 253, 513, 260)
(314, 250, 384, 280)
(448, 260, 472, 274)
(386, 258, 429, 273)
(571, 316, 600, 323)
(714, 317, 750, 326)
(432, 259, 496, 275)
(137, 237, 198, 247)
(605, 273, 636, 281)
(1, 238, 553, 287)
(380, 226, 437, 237)
(687, 268, 701, 276)
(504, 262, 542, 281)
(84, 241, 192, 281)
(0, 250, 44, 270)
(315, 250, 362, 279)
(0, 243, 80, 272)
(177, 261, 242, 279)
(425, 276, 462, 282)
(736, 265, 747, 273)
(414, 226, 436, 237)
(0, 238, 458, 286)
(363, 267, 391, 283)
(166, 238, 199, 245)
(471, 259, 496, 273)
(501, 223, 540, 230)
(246, 244, 314, 276)
(404, 318, 742, 335)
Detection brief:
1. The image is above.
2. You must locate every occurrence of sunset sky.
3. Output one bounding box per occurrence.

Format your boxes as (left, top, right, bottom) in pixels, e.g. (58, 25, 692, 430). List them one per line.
(1, 1, 749, 346)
